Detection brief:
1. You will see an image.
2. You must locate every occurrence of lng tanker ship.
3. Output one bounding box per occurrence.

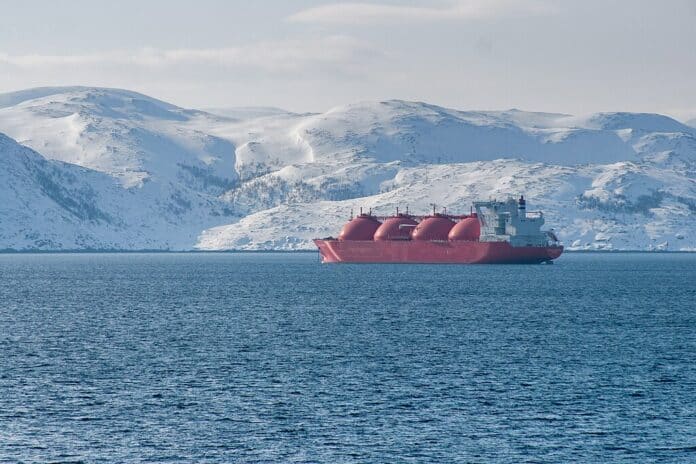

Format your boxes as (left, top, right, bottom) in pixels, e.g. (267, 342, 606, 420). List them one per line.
(314, 196, 563, 264)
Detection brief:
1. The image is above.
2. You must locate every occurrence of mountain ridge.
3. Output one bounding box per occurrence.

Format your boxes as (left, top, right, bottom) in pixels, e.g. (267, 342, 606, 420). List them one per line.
(0, 87, 694, 251)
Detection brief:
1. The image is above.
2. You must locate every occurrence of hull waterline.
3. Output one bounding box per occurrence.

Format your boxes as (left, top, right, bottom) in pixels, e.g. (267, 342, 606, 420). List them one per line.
(314, 239, 563, 264)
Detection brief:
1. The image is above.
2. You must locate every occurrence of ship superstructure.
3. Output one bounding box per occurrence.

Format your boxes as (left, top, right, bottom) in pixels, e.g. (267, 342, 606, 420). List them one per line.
(313, 196, 562, 264)
(474, 197, 556, 247)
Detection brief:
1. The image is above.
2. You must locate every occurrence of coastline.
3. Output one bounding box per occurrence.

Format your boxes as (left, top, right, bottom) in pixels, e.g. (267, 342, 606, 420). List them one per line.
(1, 249, 694, 254)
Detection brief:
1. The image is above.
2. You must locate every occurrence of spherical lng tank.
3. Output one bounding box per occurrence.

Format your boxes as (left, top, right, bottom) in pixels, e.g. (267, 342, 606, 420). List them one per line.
(448, 216, 480, 241)
(338, 214, 382, 241)
(411, 215, 456, 241)
(373, 215, 418, 240)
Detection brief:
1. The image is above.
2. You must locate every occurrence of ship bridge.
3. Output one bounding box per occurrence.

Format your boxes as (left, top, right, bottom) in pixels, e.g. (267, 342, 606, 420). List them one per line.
(473, 196, 554, 247)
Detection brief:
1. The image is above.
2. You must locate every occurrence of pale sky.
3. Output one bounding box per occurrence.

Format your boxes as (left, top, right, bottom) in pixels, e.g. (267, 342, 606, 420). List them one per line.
(1, 0, 695, 119)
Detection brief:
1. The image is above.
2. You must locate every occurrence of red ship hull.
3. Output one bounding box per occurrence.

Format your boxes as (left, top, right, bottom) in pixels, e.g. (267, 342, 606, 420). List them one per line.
(314, 239, 563, 264)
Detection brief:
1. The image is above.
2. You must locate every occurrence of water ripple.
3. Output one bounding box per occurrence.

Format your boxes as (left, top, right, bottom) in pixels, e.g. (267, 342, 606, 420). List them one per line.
(0, 252, 694, 463)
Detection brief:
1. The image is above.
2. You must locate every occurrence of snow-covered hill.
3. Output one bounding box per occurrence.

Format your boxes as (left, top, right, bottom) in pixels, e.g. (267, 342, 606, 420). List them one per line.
(0, 87, 694, 251)
(0, 87, 239, 190)
(0, 87, 239, 250)
(0, 131, 237, 250)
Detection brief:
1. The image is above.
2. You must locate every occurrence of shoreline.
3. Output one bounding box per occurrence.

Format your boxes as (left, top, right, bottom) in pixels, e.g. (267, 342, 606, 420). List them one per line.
(0, 249, 694, 255)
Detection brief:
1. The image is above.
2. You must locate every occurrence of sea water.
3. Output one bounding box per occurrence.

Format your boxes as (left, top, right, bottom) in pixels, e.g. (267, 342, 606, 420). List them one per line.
(0, 252, 694, 463)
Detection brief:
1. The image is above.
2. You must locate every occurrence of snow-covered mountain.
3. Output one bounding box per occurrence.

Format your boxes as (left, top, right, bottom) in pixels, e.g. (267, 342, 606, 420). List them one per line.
(0, 130, 238, 250)
(0, 87, 238, 189)
(0, 87, 694, 251)
(0, 87, 238, 249)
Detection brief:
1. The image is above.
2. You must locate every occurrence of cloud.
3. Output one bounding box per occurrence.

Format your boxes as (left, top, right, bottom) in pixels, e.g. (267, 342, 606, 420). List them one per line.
(287, 0, 555, 24)
(0, 36, 384, 75)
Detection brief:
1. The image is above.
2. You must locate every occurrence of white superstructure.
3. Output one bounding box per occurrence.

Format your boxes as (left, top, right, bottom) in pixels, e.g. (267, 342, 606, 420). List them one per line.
(473, 196, 557, 247)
